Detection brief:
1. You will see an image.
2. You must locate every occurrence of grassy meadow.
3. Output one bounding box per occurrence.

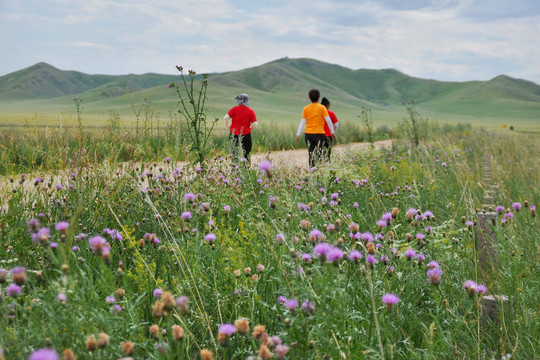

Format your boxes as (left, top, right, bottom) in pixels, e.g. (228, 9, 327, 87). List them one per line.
(1, 59, 539, 359)
(0, 119, 539, 359)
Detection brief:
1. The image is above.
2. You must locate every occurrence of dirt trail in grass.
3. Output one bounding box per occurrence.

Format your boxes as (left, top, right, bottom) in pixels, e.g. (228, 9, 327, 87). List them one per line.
(0, 139, 392, 212)
(250, 139, 392, 169)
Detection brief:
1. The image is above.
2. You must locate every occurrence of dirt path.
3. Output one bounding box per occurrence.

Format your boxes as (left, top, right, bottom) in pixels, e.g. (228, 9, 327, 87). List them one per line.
(0, 140, 393, 212)
(250, 139, 392, 168)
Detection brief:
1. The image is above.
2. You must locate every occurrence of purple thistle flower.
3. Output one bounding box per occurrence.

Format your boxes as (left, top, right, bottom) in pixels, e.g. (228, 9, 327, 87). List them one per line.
(223, 205, 231, 213)
(184, 192, 196, 203)
(416, 253, 425, 264)
(153, 288, 163, 298)
(382, 293, 400, 309)
(309, 229, 325, 241)
(218, 323, 236, 335)
(404, 248, 416, 260)
(111, 304, 123, 313)
(381, 212, 393, 222)
(512, 202, 521, 211)
(427, 268, 443, 285)
(301, 300, 315, 314)
(259, 160, 273, 172)
(175, 295, 189, 308)
(302, 253, 312, 263)
(27, 218, 41, 232)
(11, 266, 26, 275)
(285, 298, 298, 311)
(57, 293, 67, 302)
(464, 280, 477, 296)
(426, 261, 440, 270)
(495, 206, 505, 214)
(349, 250, 363, 262)
(330, 192, 339, 200)
(353, 202, 359, 209)
(32, 227, 50, 245)
(376, 219, 387, 228)
(275, 233, 285, 244)
(277, 296, 287, 304)
(88, 235, 106, 253)
(204, 233, 216, 244)
(348, 222, 359, 233)
(6, 283, 22, 297)
(360, 232, 374, 243)
(465, 221, 474, 228)
(275, 344, 290, 358)
(475, 284, 487, 295)
(50, 242, 58, 249)
(181, 211, 192, 220)
(105, 296, 116, 303)
(29, 349, 59, 360)
(326, 247, 343, 263)
(270, 336, 282, 346)
(313, 243, 331, 260)
(416, 232, 425, 240)
(406, 208, 417, 219)
(55, 221, 69, 233)
(366, 255, 378, 267)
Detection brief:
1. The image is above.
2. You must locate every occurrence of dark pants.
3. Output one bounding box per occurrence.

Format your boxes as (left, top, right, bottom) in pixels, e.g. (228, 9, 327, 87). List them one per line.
(304, 133, 327, 167)
(324, 136, 333, 162)
(229, 133, 252, 162)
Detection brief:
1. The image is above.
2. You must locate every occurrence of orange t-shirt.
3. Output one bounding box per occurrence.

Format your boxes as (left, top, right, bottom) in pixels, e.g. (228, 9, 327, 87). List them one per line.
(302, 103, 329, 134)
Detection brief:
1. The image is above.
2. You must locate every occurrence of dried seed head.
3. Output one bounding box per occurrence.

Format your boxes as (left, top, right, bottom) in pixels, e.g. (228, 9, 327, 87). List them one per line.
(259, 344, 272, 360)
(200, 349, 214, 360)
(253, 324, 266, 341)
(162, 291, 175, 311)
(234, 318, 250, 335)
(121, 341, 134, 356)
(86, 335, 97, 352)
(62, 348, 77, 360)
(149, 324, 160, 338)
(115, 288, 125, 299)
(171, 325, 185, 341)
(97, 332, 109, 348)
(152, 300, 165, 318)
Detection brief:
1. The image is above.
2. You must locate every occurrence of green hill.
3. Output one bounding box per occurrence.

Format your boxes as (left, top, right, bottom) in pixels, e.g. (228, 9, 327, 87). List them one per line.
(0, 62, 178, 101)
(1, 58, 539, 129)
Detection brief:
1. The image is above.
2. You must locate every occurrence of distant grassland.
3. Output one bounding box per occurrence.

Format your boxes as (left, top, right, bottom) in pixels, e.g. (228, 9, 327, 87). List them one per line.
(1, 90, 537, 133)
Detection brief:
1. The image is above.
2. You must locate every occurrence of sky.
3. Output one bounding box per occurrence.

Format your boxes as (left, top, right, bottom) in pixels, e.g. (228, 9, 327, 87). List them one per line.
(1, 0, 540, 84)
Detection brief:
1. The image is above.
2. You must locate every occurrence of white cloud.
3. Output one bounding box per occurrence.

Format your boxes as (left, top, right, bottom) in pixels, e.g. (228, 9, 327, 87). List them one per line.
(0, 0, 539, 83)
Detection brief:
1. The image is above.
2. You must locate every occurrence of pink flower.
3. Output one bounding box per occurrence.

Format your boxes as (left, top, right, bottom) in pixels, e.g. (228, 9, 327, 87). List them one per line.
(382, 293, 400, 309)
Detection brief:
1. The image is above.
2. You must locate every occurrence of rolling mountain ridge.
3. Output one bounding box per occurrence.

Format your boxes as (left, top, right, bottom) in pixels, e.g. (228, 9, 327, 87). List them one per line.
(1, 58, 539, 122)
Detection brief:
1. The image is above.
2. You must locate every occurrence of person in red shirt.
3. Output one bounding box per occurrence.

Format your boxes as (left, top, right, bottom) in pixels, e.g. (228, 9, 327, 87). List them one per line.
(224, 94, 258, 163)
(295, 89, 336, 167)
(321, 97, 339, 162)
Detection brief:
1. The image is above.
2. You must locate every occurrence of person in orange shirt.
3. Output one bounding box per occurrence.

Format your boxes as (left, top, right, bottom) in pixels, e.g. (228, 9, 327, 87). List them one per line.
(321, 97, 339, 162)
(295, 89, 336, 167)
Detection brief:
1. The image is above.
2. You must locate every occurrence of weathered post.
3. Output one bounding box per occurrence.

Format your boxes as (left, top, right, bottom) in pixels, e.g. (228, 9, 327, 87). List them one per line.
(477, 153, 512, 327)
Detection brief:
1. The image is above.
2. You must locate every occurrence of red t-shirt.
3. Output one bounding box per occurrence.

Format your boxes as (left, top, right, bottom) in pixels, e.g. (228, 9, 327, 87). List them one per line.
(228, 105, 257, 135)
(324, 110, 338, 136)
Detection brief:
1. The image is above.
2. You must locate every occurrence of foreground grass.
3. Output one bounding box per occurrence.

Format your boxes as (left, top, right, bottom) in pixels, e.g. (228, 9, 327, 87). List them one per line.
(0, 129, 538, 359)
